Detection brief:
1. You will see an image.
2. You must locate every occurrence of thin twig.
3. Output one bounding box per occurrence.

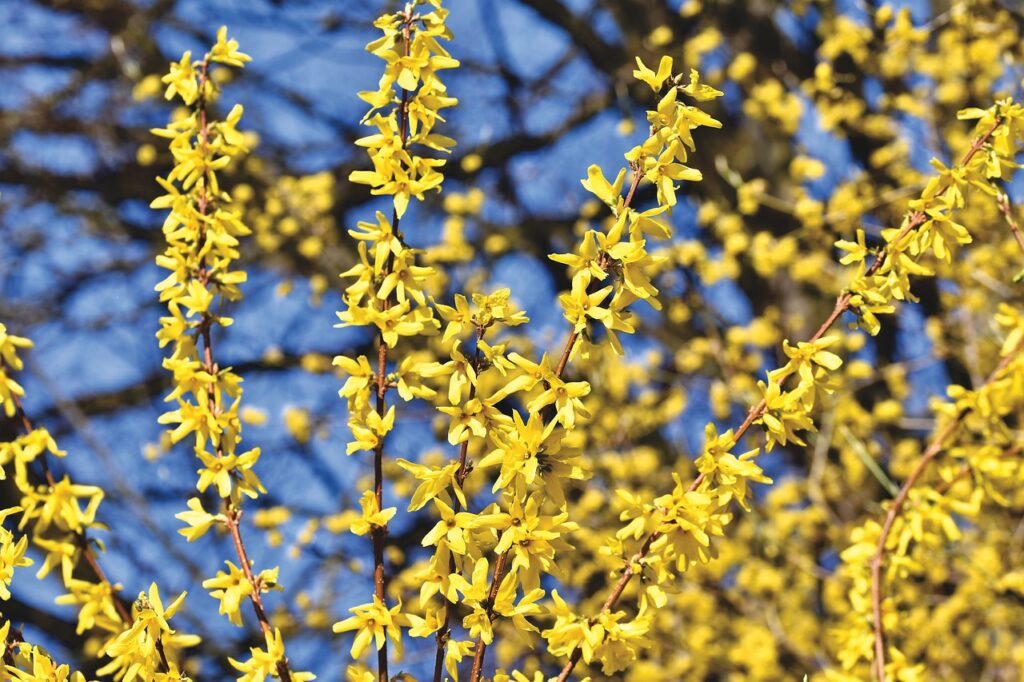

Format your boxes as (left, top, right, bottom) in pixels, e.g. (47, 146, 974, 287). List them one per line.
(364, 12, 414, 682)
(433, 327, 484, 682)
(3, 385, 158, 665)
(997, 190, 1024, 255)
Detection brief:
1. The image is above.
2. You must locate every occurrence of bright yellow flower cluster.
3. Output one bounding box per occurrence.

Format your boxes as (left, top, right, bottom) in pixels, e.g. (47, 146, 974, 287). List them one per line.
(837, 101, 1024, 336)
(334, 9, 726, 682)
(9, 2, 1024, 680)
(348, 0, 458, 219)
(520, 57, 727, 677)
(0, 325, 32, 418)
(0, 325, 197, 680)
(337, 50, 726, 682)
(12, 3, 1024, 680)
(2, 617, 87, 682)
(151, 27, 313, 682)
(551, 62, 721, 358)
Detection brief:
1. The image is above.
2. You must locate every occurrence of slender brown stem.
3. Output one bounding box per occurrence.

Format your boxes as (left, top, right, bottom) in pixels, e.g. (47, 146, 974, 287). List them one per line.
(551, 167, 643, 382)
(4, 389, 158, 664)
(372, 321, 389, 682)
(155, 637, 171, 673)
(224, 507, 278, 635)
(997, 190, 1024, 255)
(553, 119, 1003, 682)
(197, 281, 294, 671)
(933, 445, 1020, 498)
(468, 550, 509, 681)
(554, 329, 578, 379)
(79, 539, 132, 624)
(2, 628, 19, 669)
(869, 419, 955, 681)
(1, 625, 25, 672)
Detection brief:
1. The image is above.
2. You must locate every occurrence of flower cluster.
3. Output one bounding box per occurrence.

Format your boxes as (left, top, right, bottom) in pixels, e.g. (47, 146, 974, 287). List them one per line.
(7, 3, 1024, 681)
(525, 57, 732, 677)
(0, 325, 197, 680)
(837, 100, 1024, 336)
(333, 11, 730, 682)
(551, 61, 722, 357)
(347, 0, 459, 219)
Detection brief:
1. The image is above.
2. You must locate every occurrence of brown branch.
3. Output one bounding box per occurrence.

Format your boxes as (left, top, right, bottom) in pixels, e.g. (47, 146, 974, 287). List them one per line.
(2, 626, 20, 668)
(933, 445, 1021, 498)
(467, 549, 511, 681)
(3, 388, 158, 671)
(997, 190, 1024, 256)
(553, 117, 1003, 682)
(6, 390, 133, 628)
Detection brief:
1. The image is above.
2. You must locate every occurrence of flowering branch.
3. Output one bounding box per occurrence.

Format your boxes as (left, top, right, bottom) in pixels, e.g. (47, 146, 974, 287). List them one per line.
(867, 347, 1019, 680)
(552, 101, 1017, 682)
(152, 28, 312, 682)
(868, 174, 1024, 680)
(331, 2, 459, 679)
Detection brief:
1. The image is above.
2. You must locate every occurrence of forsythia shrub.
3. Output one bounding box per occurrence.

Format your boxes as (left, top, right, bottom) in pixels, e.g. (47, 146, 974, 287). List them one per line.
(3, 2, 1024, 682)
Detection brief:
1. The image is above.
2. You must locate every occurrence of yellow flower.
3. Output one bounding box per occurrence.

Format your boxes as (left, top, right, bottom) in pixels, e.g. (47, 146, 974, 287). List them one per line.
(580, 164, 627, 209)
(176, 496, 223, 542)
(161, 51, 197, 104)
(230, 628, 315, 682)
(202, 561, 272, 627)
(55, 578, 122, 634)
(333, 597, 407, 659)
(450, 557, 495, 644)
(491, 352, 554, 401)
(350, 490, 397, 537)
(420, 341, 477, 404)
(0, 323, 32, 418)
(99, 584, 200, 680)
(20, 476, 103, 535)
(633, 55, 674, 92)
(421, 498, 478, 554)
(527, 376, 591, 430)
(0, 516, 31, 600)
(346, 405, 396, 454)
(210, 26, 252, 68)
(397, 459, 463, 511)
(558, 271, 614, 333)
